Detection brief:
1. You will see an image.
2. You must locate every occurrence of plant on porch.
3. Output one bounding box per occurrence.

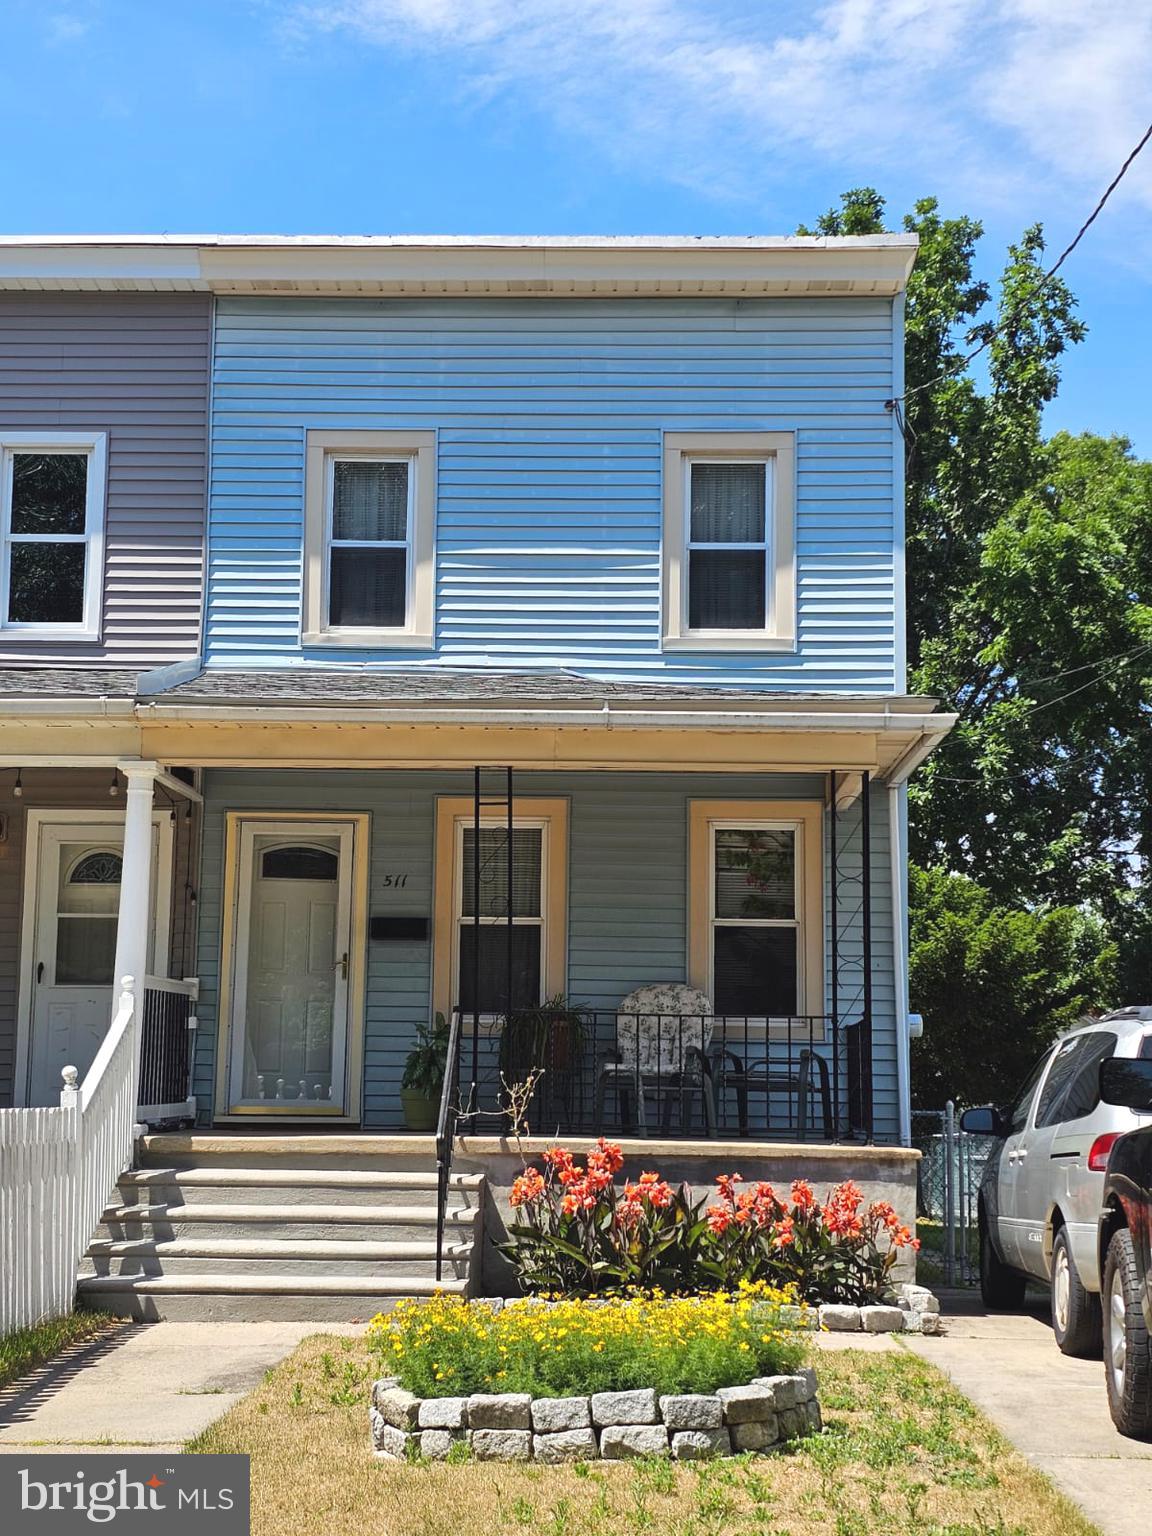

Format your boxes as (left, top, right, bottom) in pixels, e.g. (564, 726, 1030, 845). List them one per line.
(401, 1013, 452, 1131)
(501, 1141, 919, 1303)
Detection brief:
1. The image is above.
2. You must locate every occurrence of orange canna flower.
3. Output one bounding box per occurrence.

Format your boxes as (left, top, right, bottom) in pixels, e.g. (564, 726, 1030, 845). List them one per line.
(510, 1168, 545, 1207)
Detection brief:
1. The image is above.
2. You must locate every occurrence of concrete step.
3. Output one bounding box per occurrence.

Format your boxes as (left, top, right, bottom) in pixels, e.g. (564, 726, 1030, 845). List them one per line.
(76, 1270, 467, 1322)
(97, 1204, 478, 1246)
(113, 1167, 482, 1209)
(83, 1135, 487, 1319)
(82, 1237, 473, 1278)
(139, 1134, 448, 1174)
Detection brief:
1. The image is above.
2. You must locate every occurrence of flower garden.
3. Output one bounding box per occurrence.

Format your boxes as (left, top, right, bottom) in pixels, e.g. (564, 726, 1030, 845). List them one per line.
(502, 1139, 920, 1303)
(365, 1141, 929, 1463)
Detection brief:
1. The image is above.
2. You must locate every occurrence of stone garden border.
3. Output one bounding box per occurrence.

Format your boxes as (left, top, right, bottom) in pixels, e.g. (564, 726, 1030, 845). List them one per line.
(814, 1284, 942, 1335)
(371, 1370, 822, 1463)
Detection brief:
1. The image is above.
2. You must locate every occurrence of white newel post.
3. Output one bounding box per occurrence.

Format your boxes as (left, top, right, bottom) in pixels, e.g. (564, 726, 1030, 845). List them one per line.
(112, 761, 158, 1102)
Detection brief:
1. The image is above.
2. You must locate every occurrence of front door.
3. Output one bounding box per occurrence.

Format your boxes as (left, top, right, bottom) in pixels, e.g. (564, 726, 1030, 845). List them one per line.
(24, 817, 166, 1106)
(227, 821, 356, 1115)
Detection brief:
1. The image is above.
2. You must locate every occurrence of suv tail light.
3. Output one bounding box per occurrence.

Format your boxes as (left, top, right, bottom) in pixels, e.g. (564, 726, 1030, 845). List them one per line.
(1089, 1132, 1122, 1172)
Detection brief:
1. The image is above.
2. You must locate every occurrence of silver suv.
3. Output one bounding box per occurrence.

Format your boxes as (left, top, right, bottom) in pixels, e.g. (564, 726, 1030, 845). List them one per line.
(962, 1008, 1152, 1356)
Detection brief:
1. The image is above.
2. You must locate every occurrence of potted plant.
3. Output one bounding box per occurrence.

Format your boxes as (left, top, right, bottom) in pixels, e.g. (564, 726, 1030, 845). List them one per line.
(498, 997, 587, 1132)
(400, 1012, 451, 1131)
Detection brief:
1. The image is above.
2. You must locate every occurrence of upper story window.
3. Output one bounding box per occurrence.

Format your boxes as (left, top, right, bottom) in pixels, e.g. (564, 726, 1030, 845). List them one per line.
(303, 429, 435, 649)
(662, 432, 795, 653)
(0, 433, 107, 640)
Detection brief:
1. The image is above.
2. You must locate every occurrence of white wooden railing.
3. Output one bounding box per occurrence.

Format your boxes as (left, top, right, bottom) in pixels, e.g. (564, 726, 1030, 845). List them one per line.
(0, 978, 138, 1336)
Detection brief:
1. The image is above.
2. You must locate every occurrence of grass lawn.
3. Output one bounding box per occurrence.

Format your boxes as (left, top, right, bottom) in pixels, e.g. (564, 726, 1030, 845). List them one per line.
(189, 1334, 1101, 1536)
(0, 1312, 120, 1393)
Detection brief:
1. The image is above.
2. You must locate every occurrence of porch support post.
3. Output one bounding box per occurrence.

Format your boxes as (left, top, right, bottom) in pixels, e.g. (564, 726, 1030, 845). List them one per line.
(112, 761, 159, 1062)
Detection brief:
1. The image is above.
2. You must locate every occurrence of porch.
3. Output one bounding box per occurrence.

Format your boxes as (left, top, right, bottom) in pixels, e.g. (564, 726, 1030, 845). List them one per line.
(1, 679, 949, 1324)
(186, 763, 894, 1145)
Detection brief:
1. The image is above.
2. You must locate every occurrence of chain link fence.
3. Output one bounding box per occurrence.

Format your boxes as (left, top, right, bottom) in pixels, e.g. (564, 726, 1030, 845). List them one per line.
(912, 1104, 996, 1286)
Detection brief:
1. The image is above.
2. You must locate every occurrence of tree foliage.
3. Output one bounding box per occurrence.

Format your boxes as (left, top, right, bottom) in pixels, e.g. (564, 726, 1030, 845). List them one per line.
(908, 867, 1116, 1107)
(800, 187, 1152, 1102)
(803, 187, 1152, 1011)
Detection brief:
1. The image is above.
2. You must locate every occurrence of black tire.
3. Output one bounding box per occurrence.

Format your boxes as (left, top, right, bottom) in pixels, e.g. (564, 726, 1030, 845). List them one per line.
(1103, 1227, 1152, 1440)
(979, 1214, 1027, 1309)
(1051, 1224, 1103, 1357)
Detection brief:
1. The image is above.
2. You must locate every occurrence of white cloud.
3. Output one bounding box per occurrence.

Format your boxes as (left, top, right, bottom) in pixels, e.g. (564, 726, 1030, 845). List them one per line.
(46, 13, 91, 45)
(283, 0, 1152, 224)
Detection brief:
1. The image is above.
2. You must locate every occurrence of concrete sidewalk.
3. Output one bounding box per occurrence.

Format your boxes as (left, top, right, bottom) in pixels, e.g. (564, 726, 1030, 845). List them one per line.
(903, 1292, 1152, 1536)
(0, 1321, 348, 1453)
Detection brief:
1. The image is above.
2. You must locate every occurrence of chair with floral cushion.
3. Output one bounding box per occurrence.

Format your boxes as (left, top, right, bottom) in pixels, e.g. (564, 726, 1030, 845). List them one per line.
(595, 983, 717, 1137)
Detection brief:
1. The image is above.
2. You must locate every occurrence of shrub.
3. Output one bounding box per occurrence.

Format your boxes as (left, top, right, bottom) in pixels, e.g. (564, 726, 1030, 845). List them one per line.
(367, 1287, 806, 1399)
(501, 1141, 918, 1304)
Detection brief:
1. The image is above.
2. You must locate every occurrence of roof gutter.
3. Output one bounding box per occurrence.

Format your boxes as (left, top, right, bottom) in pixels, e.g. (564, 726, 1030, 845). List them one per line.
(133, 700, 957, 736)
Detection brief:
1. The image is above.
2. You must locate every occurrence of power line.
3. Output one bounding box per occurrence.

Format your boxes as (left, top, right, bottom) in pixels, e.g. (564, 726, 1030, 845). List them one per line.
(886, 119, 1152, 413)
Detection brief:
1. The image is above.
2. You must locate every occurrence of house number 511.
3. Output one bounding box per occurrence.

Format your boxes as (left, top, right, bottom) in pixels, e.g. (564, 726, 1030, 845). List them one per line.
(380, 873, 409, 888)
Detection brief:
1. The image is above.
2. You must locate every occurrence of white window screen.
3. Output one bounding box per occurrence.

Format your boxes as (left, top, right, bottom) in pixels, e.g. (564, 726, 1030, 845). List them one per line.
(5, 452, 91, 625)
(687, 461, 768, 631)
(327, 458, 410, 627)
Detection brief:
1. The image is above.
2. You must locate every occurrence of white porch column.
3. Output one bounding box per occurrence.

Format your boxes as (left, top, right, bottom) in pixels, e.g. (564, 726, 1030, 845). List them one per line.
(112, 761, 159, 1032)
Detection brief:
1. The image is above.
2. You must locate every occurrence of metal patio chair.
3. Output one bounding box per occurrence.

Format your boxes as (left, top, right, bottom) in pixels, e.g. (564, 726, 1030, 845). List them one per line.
(711, 1037, 834, 1139)
(595, 984, 717, 1137)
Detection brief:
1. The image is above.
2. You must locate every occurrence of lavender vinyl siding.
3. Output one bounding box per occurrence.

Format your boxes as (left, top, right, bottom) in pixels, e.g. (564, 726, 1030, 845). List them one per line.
(0, 294, 210, 665)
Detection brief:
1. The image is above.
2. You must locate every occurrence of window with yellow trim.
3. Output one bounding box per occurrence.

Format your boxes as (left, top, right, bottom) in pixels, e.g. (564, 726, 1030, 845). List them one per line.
(433, 798, 568, 1020)
(688, 800, 823, 1024)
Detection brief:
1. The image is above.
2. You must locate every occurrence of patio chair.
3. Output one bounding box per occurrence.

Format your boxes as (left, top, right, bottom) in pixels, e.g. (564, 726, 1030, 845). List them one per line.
(711, 1039, 833, 1139)
(595, 984, 717, 1137)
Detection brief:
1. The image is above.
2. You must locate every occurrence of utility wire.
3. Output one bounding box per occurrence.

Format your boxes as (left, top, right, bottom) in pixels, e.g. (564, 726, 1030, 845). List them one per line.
(886, 119, 1152, 412)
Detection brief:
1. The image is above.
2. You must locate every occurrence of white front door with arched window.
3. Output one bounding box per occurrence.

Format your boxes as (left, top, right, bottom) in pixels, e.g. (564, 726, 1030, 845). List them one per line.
(224, 818, 360, 1118)
(20, 811, 172, 1106)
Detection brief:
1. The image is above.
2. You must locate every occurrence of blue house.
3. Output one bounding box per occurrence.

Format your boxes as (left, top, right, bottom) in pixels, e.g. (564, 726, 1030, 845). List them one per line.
(0, 235, 952, 1318)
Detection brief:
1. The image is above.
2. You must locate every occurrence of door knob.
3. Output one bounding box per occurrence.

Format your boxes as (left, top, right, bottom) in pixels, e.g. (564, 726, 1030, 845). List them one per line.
(335, 952, 348, 980)
(37, 961, 45, 983)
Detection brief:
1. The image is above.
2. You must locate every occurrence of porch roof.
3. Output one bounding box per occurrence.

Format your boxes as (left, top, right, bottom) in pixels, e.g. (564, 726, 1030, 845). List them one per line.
(0, 666, 955, 783)
(140, 666, 940, 710)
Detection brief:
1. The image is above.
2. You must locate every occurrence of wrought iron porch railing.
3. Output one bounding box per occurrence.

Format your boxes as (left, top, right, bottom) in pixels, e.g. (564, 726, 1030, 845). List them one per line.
(454, 1010, 869, 1144)
(434, 1006, 466, 1283)
(137, 976, 199, 1125)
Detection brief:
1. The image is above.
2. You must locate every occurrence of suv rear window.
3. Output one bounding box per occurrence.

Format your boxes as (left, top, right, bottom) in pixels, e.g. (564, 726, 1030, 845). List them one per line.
(1052, 1031, 1117, 1123)
(1008, 1051, 1053, 1134)
(1140, 1034, 1152, 1061)
(1034, 1036, 1087, 1129)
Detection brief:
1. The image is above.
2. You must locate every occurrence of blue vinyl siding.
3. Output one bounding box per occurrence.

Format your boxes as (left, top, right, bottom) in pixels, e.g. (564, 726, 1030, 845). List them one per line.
(192, 771, 898, 1141)
(206, 298, 899, 690)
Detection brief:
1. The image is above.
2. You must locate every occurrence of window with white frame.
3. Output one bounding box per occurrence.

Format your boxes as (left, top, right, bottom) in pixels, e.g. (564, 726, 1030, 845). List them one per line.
(709, 824, 801, 1015)
(303, 429, 435, 647)
(455, 822, 546, 1015)
(662, 432, 795, 651)
(686, 459, 771, 631)
(0, 434, 106, 637)
(326, 455, 413, 629)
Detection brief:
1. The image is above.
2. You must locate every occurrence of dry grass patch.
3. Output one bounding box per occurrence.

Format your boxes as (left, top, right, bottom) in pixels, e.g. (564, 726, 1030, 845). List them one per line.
(188, 1333, 1101, 1536)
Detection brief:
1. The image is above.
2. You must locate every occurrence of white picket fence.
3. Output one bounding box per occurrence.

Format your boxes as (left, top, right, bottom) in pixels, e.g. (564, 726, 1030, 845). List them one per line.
(0, 980, 138, 1336)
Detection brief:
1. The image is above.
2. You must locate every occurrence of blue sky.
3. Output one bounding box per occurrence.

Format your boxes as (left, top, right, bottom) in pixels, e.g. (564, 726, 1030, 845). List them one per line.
(1, 0, 1149, 449)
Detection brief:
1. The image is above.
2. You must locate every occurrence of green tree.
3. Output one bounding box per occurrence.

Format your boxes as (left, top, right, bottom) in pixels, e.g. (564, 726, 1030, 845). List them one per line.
(908, 867, 1116, 1107)
(802, 189, 1152, 996)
